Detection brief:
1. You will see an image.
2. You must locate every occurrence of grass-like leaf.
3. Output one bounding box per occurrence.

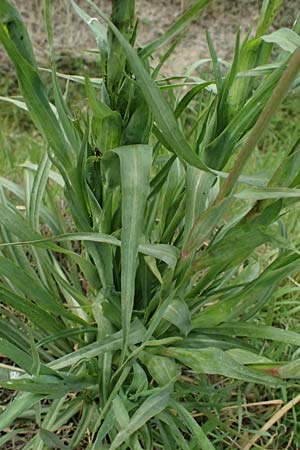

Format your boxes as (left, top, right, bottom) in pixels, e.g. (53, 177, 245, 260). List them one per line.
(1, 0, 300, 448)
(114, 145, 152, 355)
(109, 384, 172, 450)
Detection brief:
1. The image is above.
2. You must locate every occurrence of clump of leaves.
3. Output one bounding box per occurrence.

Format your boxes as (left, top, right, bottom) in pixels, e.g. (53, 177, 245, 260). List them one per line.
(1, 0, 300, 448)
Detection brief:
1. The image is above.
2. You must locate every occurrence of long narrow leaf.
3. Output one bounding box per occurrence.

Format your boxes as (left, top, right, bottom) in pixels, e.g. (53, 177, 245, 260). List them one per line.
(140, 0, 209, 59)
(109, 384, 172, 450)
(114, 145, 152, 354)
(75, 0, 208, 171)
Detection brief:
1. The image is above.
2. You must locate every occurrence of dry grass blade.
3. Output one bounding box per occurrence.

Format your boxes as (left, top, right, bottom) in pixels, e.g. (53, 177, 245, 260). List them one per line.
(242, 394, 300, 450)
(191, 400, 283, 418)
(221, 399, 283, 411)
(0, 362, 24, 372)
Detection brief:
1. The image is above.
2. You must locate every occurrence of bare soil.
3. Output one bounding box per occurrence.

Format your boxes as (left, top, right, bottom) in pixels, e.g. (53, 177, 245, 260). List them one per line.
(1, 0, 298, 75)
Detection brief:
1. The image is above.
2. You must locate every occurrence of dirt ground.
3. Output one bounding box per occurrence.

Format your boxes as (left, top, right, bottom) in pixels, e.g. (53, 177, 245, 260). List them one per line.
(1, 0, 299, 75)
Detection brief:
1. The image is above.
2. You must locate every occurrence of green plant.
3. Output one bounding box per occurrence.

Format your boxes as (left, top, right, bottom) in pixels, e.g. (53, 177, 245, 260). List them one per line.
(1, 0, 300, 448)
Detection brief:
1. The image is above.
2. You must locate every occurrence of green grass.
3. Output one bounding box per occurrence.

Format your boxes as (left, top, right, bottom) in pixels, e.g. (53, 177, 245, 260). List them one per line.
(0, 57, 93, 181)
(1, 0, 300, 449)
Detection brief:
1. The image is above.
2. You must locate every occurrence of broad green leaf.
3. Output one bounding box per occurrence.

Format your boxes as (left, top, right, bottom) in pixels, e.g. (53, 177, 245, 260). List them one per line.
(112, 395, 130, 429)
(278, 358, 300, 379)
(201, 323, 300, 347)
(45, 0, 81, 154)
(0, 176, 24, 197)
(69, 402, 97, 448)
(49, 320, 145, 370)
(40, 428, 72, 449)
(262, 28, 300, 52)
(191, 256, 300, 326)
(139, 352, 180, 386)
(109, 384, 172, 450)
(0, 95, 28, 111)
(0, 338, 33, 374)
(0, 257, 83, 324)
(208, 55, 287, 170)
(158, 412, 190, 450)
(0, 429, 26, 447)
(170, 401, 216, 450)
(114, 145, 152, 353)
(228, 0, 283, 118)
(236, 186, 300, 200)
(193, 223, 272, 271)
(256, 0, 283, 36)
(0, 0, 37, 66)
(0, 338, 58, 377)
(0, 7, 73, 172)
(238, 63, 280, 77)
(71, 0, 107, 54)
(178, 333, 253, 351)
(267, 137, 300, 188)
(174, 81, 214, 118)
(91, 409, 114, 450)
(226, 348, 272, 365)
(182, 197, 232, 259)
(40, 66, 102, 87)
(0, 231, 179, 267)
(128, 362, 148, 397)
(0, 392, 42, 432)
(0, 286, 63, 334)
(85, 76, 122, 151)
(28, 151, 52, 229)
(163, 298, 191, 336)
(0, 176, 61, 235)
(28, 329, 41, 377)
(183, 168, 214, 245)
(0, 205, 100, 288)
(37, 326, 95, 348)
(139, 244, 179, 268)
(0, 374, 96, 396)
(1, 1, 300, 449)
(163, 347, 282, 386)
(206, 31, 223, 92)
(81, 0, 208, 171)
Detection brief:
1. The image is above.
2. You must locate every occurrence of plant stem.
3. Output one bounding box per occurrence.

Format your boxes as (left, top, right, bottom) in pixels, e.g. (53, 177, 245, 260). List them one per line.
(107, 0, 135, 106)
